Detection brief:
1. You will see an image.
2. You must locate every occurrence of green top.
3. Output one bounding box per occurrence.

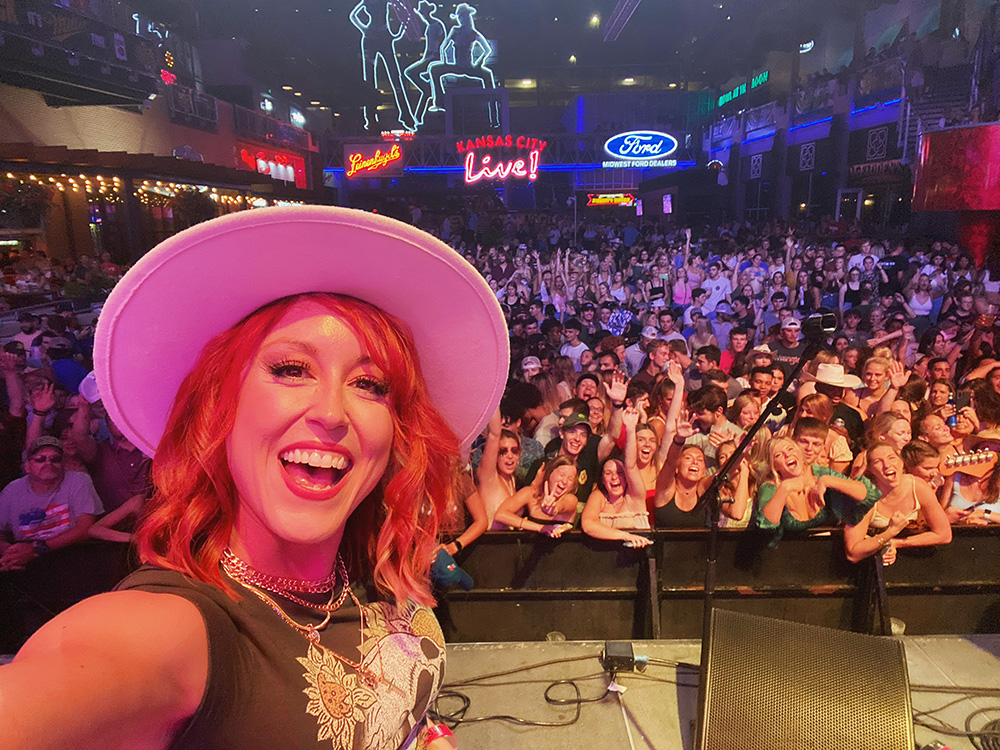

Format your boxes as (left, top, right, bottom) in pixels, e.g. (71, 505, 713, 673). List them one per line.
(756, 465, 880, 545)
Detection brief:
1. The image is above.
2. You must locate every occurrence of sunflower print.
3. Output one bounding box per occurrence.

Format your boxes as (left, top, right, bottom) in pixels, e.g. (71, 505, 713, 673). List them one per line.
(297, 643, 378, 749)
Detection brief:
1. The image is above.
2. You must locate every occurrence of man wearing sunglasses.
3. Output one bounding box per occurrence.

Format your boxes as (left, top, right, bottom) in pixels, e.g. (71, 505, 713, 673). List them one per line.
(0, 436, 102, 571)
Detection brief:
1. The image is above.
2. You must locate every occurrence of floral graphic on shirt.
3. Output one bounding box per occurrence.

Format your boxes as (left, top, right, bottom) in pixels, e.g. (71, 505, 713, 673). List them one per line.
(297, 643, 377, 749)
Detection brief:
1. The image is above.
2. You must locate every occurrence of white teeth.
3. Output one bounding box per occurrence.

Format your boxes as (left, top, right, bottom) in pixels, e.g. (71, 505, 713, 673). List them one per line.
(280, 449, 351, 470)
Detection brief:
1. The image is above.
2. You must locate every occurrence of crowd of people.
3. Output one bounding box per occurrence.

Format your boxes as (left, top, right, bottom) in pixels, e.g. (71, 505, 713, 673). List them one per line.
(2, 211, 1000, 652)
(421, 212, 1000, 569)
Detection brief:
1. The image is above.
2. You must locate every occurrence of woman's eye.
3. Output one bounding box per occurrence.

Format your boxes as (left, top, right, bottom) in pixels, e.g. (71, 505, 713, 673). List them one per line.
(269, 360, 311, 379)
(354, 376, 390, 398)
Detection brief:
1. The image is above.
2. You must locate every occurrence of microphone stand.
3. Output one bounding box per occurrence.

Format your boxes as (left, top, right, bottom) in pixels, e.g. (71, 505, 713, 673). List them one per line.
(694, 314, 834, 749)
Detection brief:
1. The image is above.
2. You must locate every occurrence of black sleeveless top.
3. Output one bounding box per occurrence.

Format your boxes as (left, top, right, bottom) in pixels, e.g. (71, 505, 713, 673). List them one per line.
(116, 566, 444, 750)
(654, 495, 709, 528)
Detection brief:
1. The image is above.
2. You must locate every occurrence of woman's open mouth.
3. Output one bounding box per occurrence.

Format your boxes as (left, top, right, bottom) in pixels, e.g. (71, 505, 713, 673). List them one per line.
(280, 448, 352, 496)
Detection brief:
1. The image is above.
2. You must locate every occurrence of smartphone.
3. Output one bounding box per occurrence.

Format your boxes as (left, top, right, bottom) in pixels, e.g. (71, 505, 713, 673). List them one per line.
(956, 392, 972, 411)
(659, 273, 671, 280)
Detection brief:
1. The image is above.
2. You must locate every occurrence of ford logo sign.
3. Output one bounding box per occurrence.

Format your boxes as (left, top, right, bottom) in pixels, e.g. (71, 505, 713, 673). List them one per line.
(603, 130, 678, 161)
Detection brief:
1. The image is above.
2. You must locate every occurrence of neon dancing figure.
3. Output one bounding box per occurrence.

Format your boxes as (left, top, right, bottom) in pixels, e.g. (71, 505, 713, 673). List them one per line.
(426, 3, 499, 127)
(350, 0, 416, 130)
(403, 0, 448, 127)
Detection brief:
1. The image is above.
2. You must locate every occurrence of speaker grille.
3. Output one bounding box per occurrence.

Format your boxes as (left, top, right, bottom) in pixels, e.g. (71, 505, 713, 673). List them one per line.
(701, 609, 913, 750)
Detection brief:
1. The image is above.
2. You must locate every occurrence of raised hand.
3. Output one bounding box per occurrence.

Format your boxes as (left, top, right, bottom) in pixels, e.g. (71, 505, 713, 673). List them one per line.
(540, 480, 559, 516)
(665, 361, 685, 388)
(708, 430, 728, 449)
(0, 351, 19, 375)
(887, 360, 909, 389)
(30, 381, 56, 415)
(603, 370, 628, 405)
(622, 406, 640, 431)
(674, 410, 696, 440)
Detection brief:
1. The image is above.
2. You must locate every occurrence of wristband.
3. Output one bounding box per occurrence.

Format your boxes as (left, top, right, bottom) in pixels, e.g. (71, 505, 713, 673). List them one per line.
(518, 517, 525, 530)
(427, 724, 457, 747)
(611, 401, 625, 409)
(453, 539, 464, 553)
(34, 409, 51, 416)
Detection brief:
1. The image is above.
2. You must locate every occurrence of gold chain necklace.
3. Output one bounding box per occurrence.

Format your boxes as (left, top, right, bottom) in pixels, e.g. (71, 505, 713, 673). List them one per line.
(220, 547, 340, 592)
(234, 577, 381, 687)
(221, 548, 350, 612)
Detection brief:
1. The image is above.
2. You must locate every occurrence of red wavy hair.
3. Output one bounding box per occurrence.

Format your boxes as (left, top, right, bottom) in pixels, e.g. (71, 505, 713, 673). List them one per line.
(134, 293, 461, 607)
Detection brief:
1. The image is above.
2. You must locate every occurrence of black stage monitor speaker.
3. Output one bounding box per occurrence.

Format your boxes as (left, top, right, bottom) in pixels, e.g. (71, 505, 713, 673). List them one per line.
(700, 609, 913, 750)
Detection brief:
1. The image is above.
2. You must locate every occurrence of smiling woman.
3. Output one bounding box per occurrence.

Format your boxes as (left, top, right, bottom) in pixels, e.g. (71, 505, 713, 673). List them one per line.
(0, 207, 508, 750)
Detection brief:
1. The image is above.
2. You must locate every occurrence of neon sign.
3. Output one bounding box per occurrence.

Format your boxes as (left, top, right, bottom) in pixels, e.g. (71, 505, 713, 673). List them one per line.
(456, 134, 545, 183)
(718, 70, 770, 107)
(602, 130, 679, 169)
(237, 145, 307, 189)
(345, 144, 403, 178)
(350, 0, 499, 131)
(587, 193, 636, 207)
(464, 150, 538, 183)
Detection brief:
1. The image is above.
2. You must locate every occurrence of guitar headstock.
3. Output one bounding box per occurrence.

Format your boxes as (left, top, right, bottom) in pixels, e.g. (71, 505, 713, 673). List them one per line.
(940, 450, 998, 478)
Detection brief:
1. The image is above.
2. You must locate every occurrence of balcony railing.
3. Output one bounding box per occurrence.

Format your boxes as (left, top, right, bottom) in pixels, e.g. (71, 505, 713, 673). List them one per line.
(232, 105, 315, 152)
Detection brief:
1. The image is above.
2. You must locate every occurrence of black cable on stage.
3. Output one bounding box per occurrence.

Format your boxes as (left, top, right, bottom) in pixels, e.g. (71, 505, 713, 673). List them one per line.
(431, 649, 696, 728)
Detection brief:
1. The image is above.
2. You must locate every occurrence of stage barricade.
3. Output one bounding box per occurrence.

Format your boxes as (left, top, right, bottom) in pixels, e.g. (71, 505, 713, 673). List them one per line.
(435, 527, 1000, 642)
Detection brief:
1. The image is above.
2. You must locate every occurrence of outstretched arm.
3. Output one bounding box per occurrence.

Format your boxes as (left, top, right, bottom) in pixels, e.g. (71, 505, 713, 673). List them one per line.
(654, 362, 686, 467)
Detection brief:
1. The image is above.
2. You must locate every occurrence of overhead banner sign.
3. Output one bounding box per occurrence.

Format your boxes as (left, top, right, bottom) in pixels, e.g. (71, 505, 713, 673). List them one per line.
(586, 193, 636, 207)
(602, 130, 678, 169)
(343, 143, 404, 178)
(456, 134, 546, 183)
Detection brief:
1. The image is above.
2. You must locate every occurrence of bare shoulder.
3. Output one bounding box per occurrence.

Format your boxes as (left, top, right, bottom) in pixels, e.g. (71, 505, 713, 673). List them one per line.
(1, 590, 208, 750)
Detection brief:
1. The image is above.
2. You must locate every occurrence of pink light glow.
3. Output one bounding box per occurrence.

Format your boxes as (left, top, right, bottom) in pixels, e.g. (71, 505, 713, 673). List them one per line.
(464, 149, 540, 183)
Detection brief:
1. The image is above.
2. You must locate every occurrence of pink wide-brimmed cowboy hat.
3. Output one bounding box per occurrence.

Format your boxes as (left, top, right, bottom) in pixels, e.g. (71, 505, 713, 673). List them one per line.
(94, 205, 509, 456)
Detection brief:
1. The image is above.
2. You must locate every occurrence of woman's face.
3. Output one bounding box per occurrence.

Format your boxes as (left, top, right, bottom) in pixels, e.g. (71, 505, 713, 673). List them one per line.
(771, 442, 803, 479)
(844, 348, 860, 370)
(227, 300, 394, 550)
(636, 429, 657, 466)
(863, 256, 875, 269)
(602, 460, 626, 494)
(579, 351, 596, 372)
(882, 418, 912, 450)
(918, 274, 930, 292)
(797, 270, 809, 286)
(587, 398, 605, 431)
(772, 272, 784, 286)
(716, 443, 736, 468)
(497, 436, 521, 477)
(833, 337, 849, 354)
(549, 465, 577, 498)
(930, 382, 951, 407)
(849, 268, 860, 282)
(614, 271, 623, 284)
(738, 400, 759, 427)
(868, 445, 903, 487)
(677, 447, 706, 481)
(863, 363, 887, 391)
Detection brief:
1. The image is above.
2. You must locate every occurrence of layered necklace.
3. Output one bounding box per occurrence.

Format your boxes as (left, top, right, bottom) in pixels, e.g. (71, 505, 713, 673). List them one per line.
(221, 547, 379, 686)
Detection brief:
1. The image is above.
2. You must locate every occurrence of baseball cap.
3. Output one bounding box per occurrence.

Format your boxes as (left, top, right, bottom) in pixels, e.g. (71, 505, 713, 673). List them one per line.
(562, 408, 592, 431)
(28, 436, 63, 456)
(521, 356, 542, 372)
(641, 326, 658, 339)
(781, 318, 801, 330)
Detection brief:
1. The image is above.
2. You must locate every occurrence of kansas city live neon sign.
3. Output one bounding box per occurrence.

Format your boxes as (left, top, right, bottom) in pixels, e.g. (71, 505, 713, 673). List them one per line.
(456, 134, 547, 183)
(602, 130, 678, 169)
(345, 144, 402, 177)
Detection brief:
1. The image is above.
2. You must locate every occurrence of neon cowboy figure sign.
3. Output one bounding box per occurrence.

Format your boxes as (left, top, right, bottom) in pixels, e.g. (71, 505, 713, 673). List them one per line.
(602, 130, 679, 169)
